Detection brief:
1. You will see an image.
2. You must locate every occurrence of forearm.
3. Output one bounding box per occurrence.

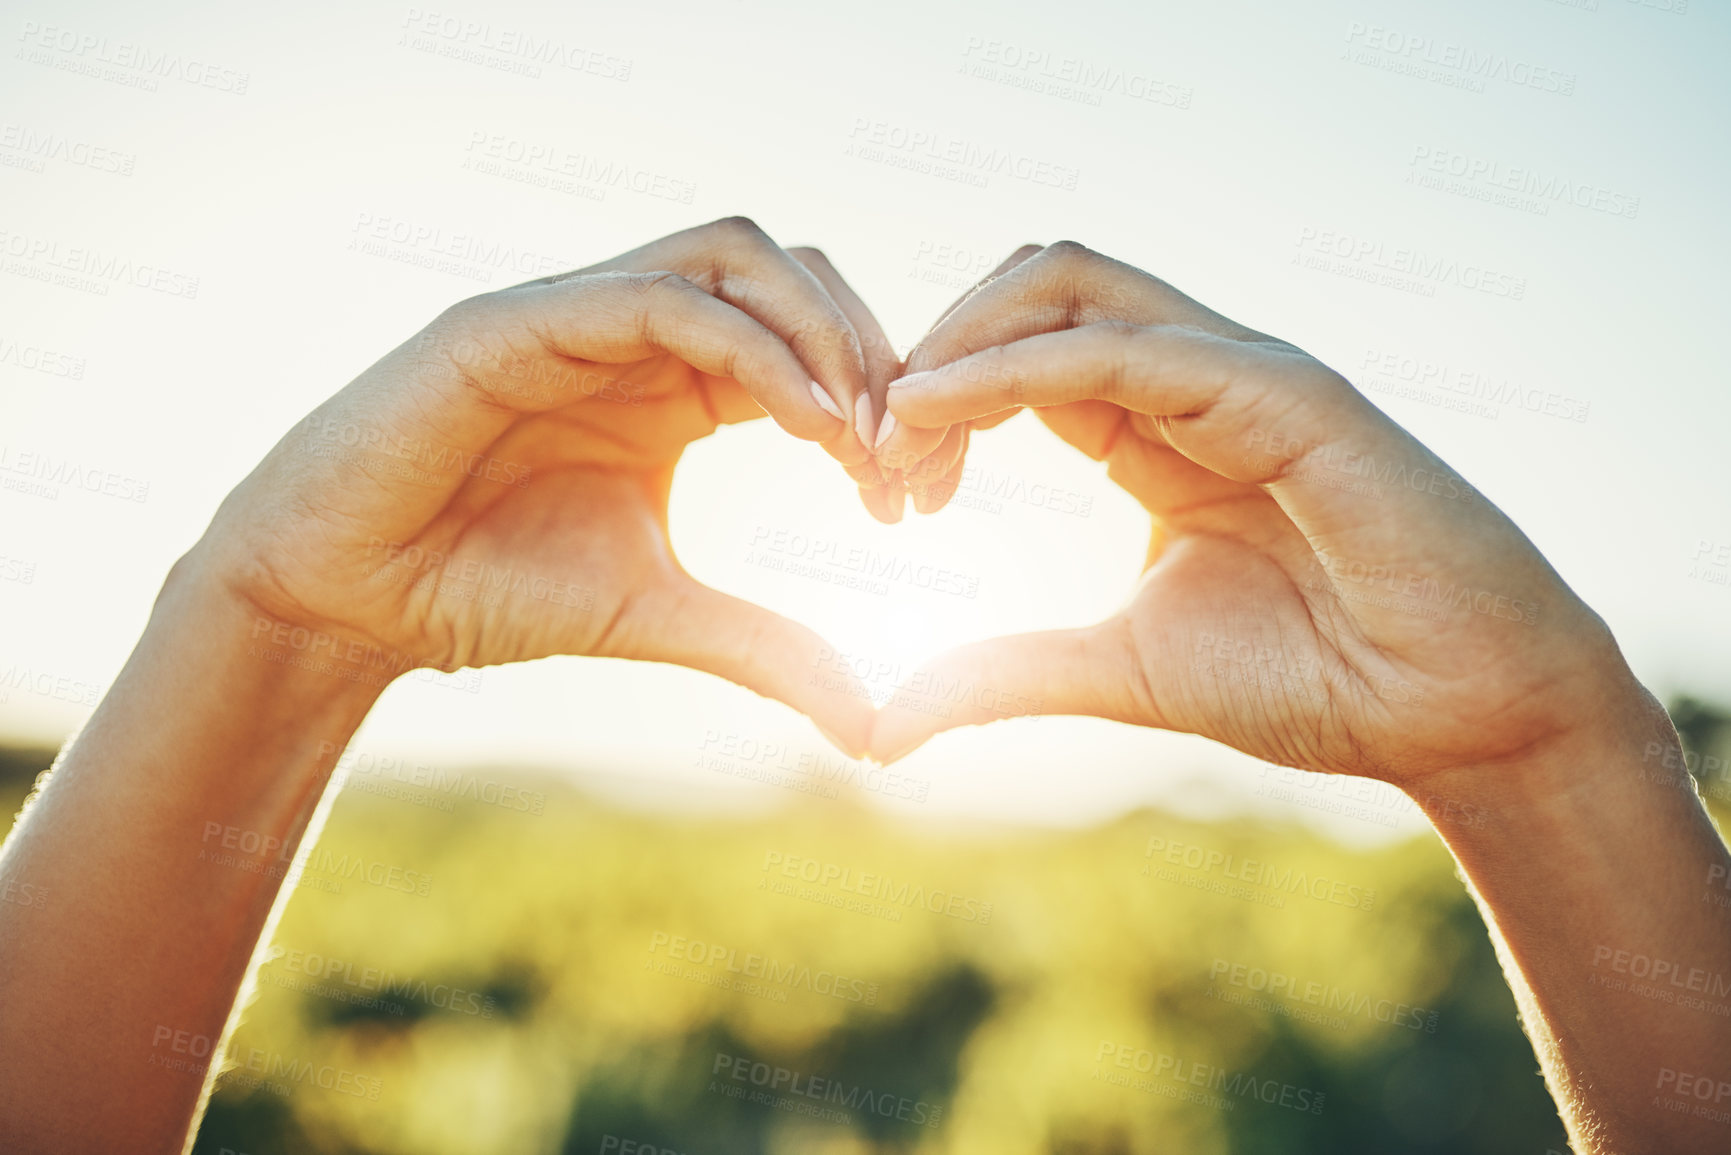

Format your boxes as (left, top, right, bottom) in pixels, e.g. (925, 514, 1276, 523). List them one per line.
(1421, 682, 1731, 1154)
(0, 558, 383, 1152)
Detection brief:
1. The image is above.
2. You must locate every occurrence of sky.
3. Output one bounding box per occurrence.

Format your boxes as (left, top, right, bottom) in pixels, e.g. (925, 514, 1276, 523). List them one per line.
(2, 0, 1728, 843)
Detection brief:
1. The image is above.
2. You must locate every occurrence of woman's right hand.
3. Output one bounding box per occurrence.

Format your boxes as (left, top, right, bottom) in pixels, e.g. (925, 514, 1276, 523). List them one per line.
(185, 217, 889, 753)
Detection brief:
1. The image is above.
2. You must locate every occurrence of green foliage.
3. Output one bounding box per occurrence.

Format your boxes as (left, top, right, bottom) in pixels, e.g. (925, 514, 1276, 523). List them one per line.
(173, 774, 1572, 1155)
(13, 704, 1729, 1155)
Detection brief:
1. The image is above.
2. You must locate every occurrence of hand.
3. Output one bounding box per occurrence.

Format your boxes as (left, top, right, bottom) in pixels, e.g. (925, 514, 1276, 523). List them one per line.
(863, 249, 1034, 517)
(187, 217, 888, 754)
(867, 242, 1641, 784)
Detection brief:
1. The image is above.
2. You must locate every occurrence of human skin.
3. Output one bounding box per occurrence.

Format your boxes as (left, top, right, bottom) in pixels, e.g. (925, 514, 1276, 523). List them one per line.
(869, 241, 1731, 1153)
(0, 218, 906, 1153)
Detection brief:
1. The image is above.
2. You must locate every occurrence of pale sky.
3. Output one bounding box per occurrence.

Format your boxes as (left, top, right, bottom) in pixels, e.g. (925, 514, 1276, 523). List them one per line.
(2, 0, 1727, 842)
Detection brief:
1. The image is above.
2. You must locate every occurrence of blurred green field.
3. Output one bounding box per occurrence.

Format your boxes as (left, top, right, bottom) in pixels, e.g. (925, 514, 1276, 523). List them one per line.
(3, 700, 1727, 1155)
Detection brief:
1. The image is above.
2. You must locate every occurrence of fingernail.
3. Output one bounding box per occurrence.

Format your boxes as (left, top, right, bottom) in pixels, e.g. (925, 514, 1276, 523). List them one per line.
(809, 381, 846, 422)
(853, 392, 877, 447)
(873, 411, 899, 450)
(887, 372, 924, 390)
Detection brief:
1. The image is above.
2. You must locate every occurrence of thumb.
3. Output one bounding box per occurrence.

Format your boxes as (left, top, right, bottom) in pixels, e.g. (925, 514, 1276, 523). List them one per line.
(866, 618, 1148, 765)
(627, 576, 877, 759)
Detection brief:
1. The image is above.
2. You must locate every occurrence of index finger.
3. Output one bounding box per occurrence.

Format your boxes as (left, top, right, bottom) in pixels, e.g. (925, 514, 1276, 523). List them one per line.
(572, 217, 866, 443)
(904, 240, 1271, 378)
(787, 245, 897, 471)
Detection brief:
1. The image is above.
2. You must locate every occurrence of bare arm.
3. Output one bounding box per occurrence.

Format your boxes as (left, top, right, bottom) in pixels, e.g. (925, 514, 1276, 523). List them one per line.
(0, 572, 381, 1147)
(1424, 703, 1731, 1150)
(868, 240, 1731, 1153)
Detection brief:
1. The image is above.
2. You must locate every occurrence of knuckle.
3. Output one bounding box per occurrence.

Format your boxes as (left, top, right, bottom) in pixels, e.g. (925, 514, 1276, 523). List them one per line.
(435, 291, 497, 328)
(634, 269, 695, 297)
(1013, 241, 1094, 304)
(1042, 239, 1096, 264)
(708, 215, 769, 244)
(1093, 318, 1145, 342)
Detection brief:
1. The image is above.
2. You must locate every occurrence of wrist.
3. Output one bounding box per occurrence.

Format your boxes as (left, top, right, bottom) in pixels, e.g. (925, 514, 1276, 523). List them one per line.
(161, 540, 414, 714)
(145, 548, 388, 756)
(1413, 674, 1683, 847)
